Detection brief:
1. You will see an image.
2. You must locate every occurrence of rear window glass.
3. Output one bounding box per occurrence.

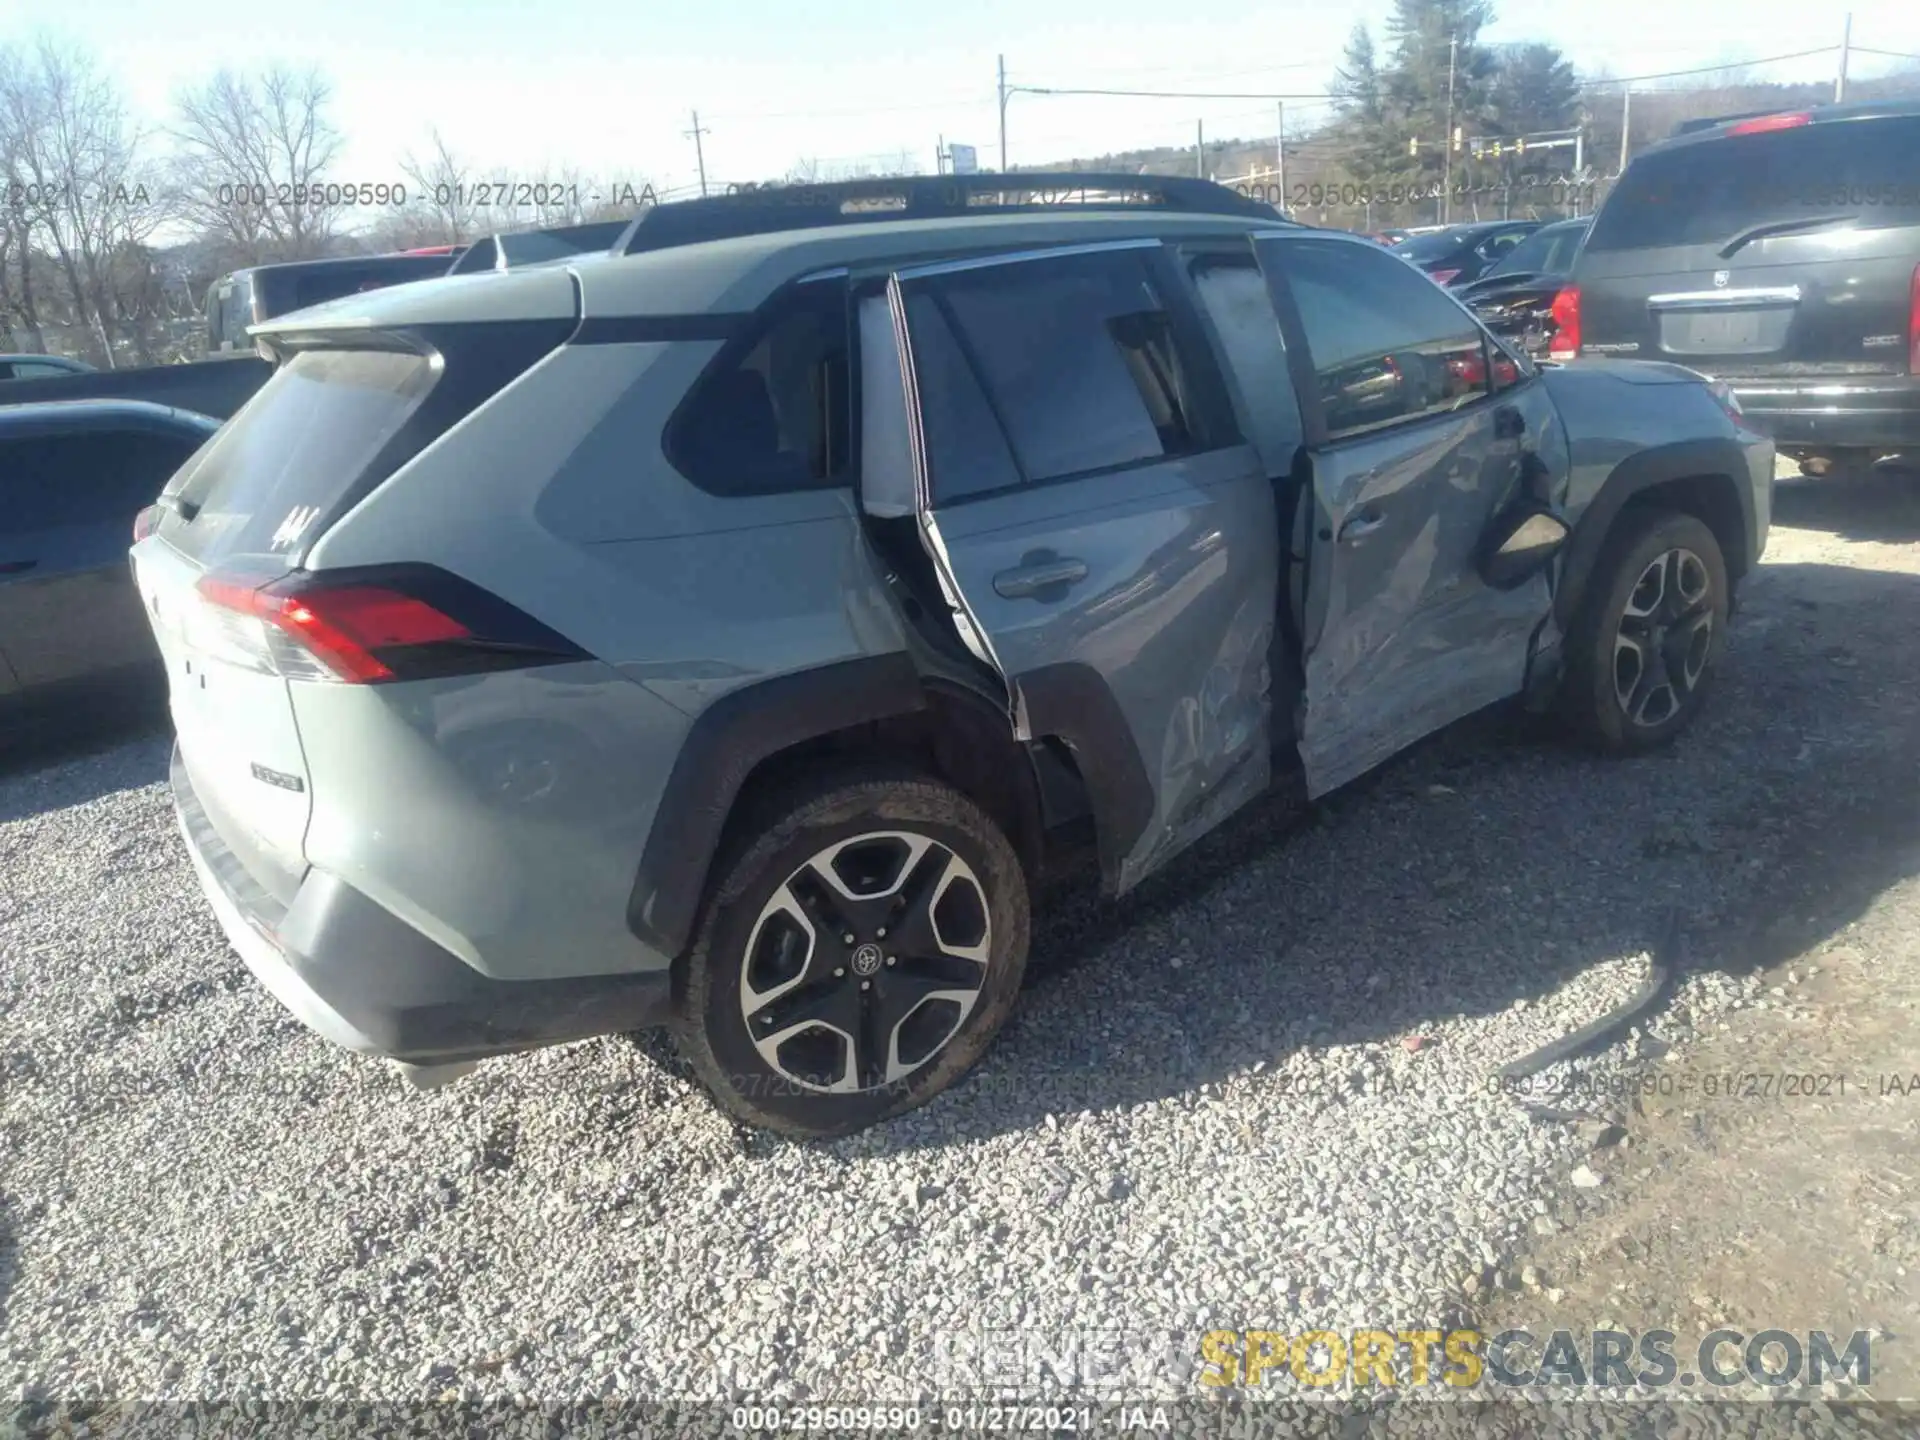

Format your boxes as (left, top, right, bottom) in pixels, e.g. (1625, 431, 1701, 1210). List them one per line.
(157, 347, 437, 565)
(1393, 232, 1469, 262)
(1487, 222, 1587, 278)
(1587, 116, 1920, 253)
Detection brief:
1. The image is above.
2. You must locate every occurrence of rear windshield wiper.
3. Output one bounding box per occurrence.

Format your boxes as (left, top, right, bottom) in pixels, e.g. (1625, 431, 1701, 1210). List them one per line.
(1717, 213, 1858, 259)
(156, 491, 201, 523)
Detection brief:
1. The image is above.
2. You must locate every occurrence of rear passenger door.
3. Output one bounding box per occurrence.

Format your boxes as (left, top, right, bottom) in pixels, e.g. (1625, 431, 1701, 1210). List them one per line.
(0, 425, 207, 695)
(1251, 231, 1564, 795)
(874, 240, 1280, 894)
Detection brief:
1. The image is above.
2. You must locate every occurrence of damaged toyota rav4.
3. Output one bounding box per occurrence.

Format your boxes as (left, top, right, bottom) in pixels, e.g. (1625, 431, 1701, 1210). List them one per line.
(132, 175, 1773, 1137)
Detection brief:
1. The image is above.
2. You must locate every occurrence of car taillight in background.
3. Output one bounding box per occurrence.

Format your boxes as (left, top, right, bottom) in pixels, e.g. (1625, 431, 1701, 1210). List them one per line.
(1726, 111, 1811, 136)
(1428, 268, 1462, 286)
(132, 504, 160, 543)
(1548, 285, 1581, 360)
(191, 566, 587, 684)
(1909, 261, 1920, 376)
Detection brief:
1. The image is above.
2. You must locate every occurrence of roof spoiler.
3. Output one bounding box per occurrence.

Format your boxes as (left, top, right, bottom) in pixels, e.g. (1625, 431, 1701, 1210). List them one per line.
(611, 172, 1285, 256)
(444, 220, 633, 276)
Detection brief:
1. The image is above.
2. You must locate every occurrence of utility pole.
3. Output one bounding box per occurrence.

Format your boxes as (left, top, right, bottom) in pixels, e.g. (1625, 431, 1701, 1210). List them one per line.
(1619, 89, 1632, 174)
(1275, 101, 1287, 208)
(1196, 119, 1205, 179)
(1573, 128, 1585, 214)
(1442, 34, 1458, 223)
(997, 54, 1009, 171)
(937, 133, 946, 175)
(686, 110, 710, 197)
(1836, 12, 1853, 102)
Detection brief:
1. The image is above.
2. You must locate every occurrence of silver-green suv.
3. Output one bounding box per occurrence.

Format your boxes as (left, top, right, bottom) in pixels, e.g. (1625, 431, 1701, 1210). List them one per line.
(130, 175, 1773, 1137)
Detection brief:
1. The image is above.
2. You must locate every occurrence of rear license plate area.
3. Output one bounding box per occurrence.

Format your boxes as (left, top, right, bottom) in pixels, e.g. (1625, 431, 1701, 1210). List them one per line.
(1659, 307, 1792, 357)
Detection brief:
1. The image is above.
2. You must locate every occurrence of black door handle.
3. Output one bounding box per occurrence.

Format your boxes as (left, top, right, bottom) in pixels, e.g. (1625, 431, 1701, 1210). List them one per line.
(992, 557, 1089, 599)
(0, 559, 38, 576)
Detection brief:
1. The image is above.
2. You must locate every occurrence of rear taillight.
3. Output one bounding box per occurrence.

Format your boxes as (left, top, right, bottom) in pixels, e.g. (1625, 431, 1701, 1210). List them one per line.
(1548, 285, 1581, 360)
(1705, 377, 1764, 434)
(132, 505, 160, 543)
(1429, 268, 1462, 286)
(1908, 262, 1920, 376)
(1727, 111, 1811, 136)
(193, 566, 586, 684)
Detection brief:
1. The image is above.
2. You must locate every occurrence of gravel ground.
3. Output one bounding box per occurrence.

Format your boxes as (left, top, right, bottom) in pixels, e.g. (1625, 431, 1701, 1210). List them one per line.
(2, 471, 1915, 1429)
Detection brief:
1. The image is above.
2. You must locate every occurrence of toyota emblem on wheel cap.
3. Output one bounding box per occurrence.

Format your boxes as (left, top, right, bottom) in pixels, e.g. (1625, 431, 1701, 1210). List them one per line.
(851, 943, 883, 977)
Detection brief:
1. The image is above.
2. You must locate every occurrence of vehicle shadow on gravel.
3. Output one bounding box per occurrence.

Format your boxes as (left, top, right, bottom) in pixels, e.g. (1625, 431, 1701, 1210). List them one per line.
(0, 724, 171, 823)
(1773, 466, 1920, 544)
(843, 555, 1920, 1154)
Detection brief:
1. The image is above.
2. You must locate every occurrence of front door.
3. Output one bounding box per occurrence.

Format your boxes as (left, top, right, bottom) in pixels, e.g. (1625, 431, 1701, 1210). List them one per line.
(873, 240, 1280, 894)
(1251, 232, 1565, 795)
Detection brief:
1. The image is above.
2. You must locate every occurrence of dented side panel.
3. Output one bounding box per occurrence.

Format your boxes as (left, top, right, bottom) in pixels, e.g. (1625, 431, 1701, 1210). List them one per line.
(924, 445, 1278, 893)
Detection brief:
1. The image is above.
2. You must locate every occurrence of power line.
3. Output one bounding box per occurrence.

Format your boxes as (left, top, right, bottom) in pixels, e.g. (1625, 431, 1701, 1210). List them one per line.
(1015, 84, 1339, 100)
(1851, 45, 1920, 62)
(1583, 46, 1840, 87)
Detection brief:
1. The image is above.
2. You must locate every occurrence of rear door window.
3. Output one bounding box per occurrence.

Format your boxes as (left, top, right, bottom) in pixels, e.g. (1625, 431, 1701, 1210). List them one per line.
(1278, 238, 1492, 440)
(912, 246, 1226, 497)
(156, 347, 438, 566)
(1587, 116, 1920, 252)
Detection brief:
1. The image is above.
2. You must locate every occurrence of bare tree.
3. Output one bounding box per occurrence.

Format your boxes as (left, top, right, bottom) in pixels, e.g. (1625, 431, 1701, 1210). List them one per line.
(172, 65, 343, 265)
(0, 38, 168, 367)
(399, 126, 479, 244)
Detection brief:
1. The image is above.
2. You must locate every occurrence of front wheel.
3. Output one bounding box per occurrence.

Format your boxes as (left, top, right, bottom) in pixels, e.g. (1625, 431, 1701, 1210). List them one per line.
(1561, 510, 1730, 755)
(675, 769, 1030, 1138)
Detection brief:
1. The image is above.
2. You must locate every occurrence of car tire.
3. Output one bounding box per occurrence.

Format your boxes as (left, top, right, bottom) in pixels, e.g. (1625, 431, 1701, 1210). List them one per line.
(1561, 509, 1729, 755)
(674, 767, 1030, 1138)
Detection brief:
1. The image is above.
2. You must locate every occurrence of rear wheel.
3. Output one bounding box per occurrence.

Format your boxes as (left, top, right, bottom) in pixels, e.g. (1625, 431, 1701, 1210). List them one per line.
(1561, 510, 1729, 754)
(675, 769, 1029, 1138)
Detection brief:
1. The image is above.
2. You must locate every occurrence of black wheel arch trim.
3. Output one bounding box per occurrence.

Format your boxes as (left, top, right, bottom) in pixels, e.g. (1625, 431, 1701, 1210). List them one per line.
(1555, 437, 1755, 632)
(630, 651, 1161, 959)
(1013, 662, 1156, 895)
(628, 653, 927, 959)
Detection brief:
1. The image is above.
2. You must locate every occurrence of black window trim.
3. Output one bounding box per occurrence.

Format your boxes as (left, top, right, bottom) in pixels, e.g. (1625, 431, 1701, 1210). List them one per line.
(892, 237, 1247, 511)
(1252, 229, 1517, 449)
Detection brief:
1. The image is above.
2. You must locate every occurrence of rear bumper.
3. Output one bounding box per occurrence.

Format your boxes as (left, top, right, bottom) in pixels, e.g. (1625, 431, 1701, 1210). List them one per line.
(172, 745, 673, 1065)
(1724, 376, 1920, 451)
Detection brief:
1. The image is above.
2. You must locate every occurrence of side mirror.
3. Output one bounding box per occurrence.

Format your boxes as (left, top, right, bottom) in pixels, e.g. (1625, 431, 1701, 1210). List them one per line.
(1478, 502, 1570, 590)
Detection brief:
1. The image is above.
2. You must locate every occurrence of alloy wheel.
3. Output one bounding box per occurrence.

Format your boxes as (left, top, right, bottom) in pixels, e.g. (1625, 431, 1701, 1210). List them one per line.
(738, 830, 992, 1093)
(1612, 547, 1714, 728)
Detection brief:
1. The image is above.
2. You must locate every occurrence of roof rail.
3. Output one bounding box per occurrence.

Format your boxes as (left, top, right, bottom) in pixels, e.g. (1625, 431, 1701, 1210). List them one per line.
(612, 172, 1283, 256)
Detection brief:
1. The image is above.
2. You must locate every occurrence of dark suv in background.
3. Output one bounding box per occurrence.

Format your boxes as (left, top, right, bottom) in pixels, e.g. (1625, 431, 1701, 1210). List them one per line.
(1563, 102, 1920, 475)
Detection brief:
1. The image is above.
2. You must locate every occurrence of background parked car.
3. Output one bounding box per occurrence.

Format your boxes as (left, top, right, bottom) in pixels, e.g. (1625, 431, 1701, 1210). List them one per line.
(1457, 217, 1592, 358)
(0, 400, 217, 742)
(1392, 220, 1543, 286)
(1563, 100, 1920, 475)
(0, 354, 95, 381)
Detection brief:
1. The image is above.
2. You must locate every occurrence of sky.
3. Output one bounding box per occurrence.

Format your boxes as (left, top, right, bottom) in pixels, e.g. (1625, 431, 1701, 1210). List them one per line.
(6, 0, 1915, 204)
